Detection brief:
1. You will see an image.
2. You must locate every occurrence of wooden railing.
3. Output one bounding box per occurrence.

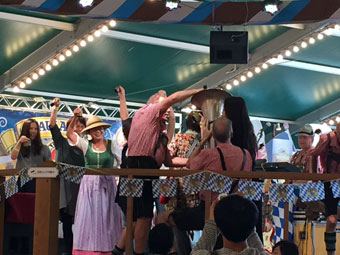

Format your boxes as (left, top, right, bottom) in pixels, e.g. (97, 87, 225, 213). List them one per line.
(1, 161, 340, 255)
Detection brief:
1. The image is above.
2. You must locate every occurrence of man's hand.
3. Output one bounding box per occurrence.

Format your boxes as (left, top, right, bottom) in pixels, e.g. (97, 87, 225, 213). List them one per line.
(115, 86, 125, 99)
(51, 98, 60, 109)
(200, 116, 212, 140)
(73, 107, 82, 117)
(209, 199, 218, 220)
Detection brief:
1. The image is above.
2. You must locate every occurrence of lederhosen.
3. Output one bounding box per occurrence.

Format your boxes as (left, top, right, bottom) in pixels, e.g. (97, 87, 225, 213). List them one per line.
(324, 133, 340, 216)
(116, 133, 165, 221)
(171, 147, 246, 231)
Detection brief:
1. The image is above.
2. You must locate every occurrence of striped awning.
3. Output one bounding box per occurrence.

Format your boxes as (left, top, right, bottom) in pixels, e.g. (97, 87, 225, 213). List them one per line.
(1, 0, 340, 25)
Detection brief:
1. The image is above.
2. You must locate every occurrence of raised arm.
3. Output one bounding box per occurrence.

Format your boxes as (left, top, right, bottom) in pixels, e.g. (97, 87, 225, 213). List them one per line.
(116, 86, 129, 121)
(49, 97, 60, 128)
(166, 107, 175, 143)
(66, 107, 82, 144)
(159, 88, 202, 115)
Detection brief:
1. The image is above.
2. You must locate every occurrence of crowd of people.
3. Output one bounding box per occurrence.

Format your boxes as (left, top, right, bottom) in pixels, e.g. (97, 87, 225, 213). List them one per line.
(9, 86, 340, 255)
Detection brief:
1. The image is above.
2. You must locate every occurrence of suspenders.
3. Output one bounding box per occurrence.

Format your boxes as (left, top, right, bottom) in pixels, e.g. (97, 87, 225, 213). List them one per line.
(216, 147, 247, 194)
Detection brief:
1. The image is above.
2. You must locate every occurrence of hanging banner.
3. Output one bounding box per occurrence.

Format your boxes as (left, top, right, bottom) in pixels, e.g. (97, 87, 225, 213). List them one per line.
(0, 109, 121, 169)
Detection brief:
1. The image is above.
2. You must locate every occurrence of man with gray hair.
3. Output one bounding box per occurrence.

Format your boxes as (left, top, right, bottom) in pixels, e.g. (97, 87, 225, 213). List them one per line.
(162, 117, 252, 233)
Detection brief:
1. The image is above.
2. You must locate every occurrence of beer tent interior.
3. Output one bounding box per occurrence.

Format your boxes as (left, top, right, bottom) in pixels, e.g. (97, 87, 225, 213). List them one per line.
(1, 0, 340, 140)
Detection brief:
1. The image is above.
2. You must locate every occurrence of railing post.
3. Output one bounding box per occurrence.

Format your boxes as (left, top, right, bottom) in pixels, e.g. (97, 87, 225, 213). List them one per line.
(125, 174, 134, 255)
(33, 177, 60, 255)
(204, 172, 211, 220)
(284, 201, 289, 239)
(0, 176, 5, 255)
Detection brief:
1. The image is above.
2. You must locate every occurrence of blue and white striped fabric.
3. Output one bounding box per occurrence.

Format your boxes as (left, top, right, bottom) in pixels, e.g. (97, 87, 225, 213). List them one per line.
(152, 179, 177, 198)
(330, 180, 340, 198)
(183, 172, 207, 194)
(5, 175, 18, 199)
(119, 178, 143, 197)
(272, 201, 294, 243)
(299, 182, 325, 202)
(269, 184, 295, 202)
(206, 173, 232, 194)
(19, 167, 33, 187)
(238, 180, 263, 201)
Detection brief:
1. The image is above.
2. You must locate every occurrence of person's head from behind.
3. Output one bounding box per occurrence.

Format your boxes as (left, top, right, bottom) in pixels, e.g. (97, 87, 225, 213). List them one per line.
(66, 116, 86, 135)
(148, 223, 174, 255)
(186, 111, 201, 133)
(122, 118, 132, 141)
(272, 240, 299, 255)
(223, 96, 256, 159)
(212, 117, 233, 143)
(214, 194, 258, 243)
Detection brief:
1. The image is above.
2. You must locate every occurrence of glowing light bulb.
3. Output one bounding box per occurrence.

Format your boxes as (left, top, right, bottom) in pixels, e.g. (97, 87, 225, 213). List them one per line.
(233, 80, 239, 86)
(277, 54, 283, 60)
(334, 24, 340, 30)
(247, 71, 253, 78)
(226, 84, 232, 90)
(191, 105, 197, 110)
(73, 45, 79, 52)
(285, 50, 291, 57)
(301, 41, 308, 48)
(32, 73, 39, 80)
(39, 69, 45, 76)
(309, 37, 315, 44)
(317, 33, 324, 40)
(293, 46, 299, 52)
(109, 20, 117, 27)
(336, 116, 340, 123)
(52, 59, 59, 66)
(80, 40, 87, 47)
(240, 75, 246, 82)
(45, 64, 52, 71)
(329, 119, 335, 125)
(101, 25, 109, 33)
(262, 63, 268, 69)
(59, 55, 65, 61)
(26, 77, 32, 84)
(66, 50, 72, 57)
(255, 67, 261, 73)
(13, 86, 20, 93)
(87, 35, 94, 42)
(19, 82, 26, 88)
(94, 30, 101, 38)
(324, 29, 332, 36)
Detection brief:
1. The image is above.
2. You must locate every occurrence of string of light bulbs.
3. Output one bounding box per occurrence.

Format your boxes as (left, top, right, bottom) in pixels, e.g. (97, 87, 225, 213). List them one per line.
(218, 23, 340, 92)
(11, 20, 118, 93)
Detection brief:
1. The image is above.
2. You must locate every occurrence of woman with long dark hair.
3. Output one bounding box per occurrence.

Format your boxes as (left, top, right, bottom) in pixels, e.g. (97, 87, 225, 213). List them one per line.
(11, 118, 51, 192)
(223, 96, 262, 242)
(223, 97, 257, 161)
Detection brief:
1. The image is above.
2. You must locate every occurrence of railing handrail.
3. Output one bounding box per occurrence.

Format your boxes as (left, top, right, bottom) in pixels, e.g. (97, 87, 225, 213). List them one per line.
(1, 163, 339, 180)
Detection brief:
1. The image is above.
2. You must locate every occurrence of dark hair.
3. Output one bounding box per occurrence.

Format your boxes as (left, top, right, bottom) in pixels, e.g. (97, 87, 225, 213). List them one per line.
(224, 97, 257, 161)
(19, 118, 43, 157)
(214, 194, 258, 243)
(66, 116, 86, 130)
(186, 112, 200, 133)
(273, 240, 299, 255)
(212, 117, 232, 143)
(148, 223, 174, 254)
(122, 118, 132, 140)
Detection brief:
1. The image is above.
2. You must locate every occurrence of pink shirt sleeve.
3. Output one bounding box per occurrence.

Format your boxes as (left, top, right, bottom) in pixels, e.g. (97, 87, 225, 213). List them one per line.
(188, 150, 208, 170)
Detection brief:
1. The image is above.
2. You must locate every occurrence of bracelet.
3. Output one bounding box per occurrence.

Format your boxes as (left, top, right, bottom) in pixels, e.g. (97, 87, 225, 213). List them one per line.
(12, 146, 19, 152)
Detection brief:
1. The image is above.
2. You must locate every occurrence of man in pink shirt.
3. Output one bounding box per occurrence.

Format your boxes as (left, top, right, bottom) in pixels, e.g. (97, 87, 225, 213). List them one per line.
(113, 88, 201, 255)
(312, 122, 340, 255)
(164, 117, 252, 232)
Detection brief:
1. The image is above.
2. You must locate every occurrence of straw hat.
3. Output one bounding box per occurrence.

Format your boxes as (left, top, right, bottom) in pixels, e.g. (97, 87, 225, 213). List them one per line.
(81, 115, 110, 133)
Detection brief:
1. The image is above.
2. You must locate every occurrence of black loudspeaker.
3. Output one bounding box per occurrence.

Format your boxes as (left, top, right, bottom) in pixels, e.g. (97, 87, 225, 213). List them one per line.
(210, 31, 248, 64)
